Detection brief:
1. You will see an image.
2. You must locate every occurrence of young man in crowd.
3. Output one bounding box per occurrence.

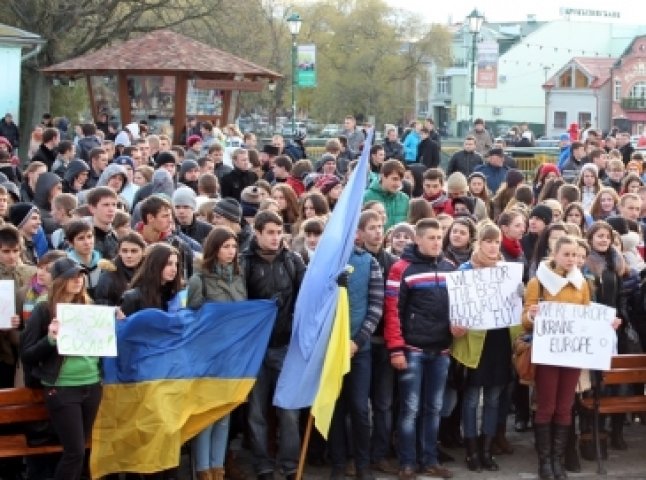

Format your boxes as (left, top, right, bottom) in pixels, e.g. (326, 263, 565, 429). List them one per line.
(241, 211, 306, 480)
(85, 147, 109, 189)
(384, 218, 456, 479)
(65, 219, 103, 299)
(86, 187, 119, 260)
(363, 159, 409, 230)
(208, 143, 232, 180)
(172, 186, 212, 245)
(8, 203, 41, 265)
(447, 136, 482, 177)
(422, 168, 453, 216)
(220, 149, 257, 201)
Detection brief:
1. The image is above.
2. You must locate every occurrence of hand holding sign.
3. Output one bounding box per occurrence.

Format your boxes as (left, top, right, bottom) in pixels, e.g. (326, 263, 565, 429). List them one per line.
(56, 304, 117, 357)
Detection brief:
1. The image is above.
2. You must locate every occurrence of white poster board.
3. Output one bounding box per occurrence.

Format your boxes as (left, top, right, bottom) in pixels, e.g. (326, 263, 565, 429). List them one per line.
(0, 280, 16, 329)
(532, 302, 616, 370)
(446, 263, 524, 330)
(56, 304, 117, 357)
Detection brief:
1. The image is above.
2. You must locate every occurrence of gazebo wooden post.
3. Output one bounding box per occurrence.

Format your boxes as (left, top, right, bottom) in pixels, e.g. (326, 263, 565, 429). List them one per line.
(174, 73, 188, 146)
(118, 72, 131, 126)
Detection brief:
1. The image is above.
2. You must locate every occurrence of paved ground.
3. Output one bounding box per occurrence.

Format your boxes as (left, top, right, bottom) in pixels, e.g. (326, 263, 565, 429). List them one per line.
(178, 417, 646, 480)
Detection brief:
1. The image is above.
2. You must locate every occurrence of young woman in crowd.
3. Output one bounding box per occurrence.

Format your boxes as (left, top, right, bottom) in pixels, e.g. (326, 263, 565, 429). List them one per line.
(94, 232, 146, 306)
(563, 202, 588, 235)
(536, 178, 565, 204)
(271, 184, 299, 234)
(532, 163, 560, 200)
(120, 243, 182, 316)
(576, 164, 602, 211)
(620, 173, 643, 195)
(589, 187, 619, 221)
(407, 197, 434, 225)
(582, 221, 630, 454)
(442, 216, 476, 266)
(452, 222, 522, 472)
(21, 257, 100, 480)
(529, 223, 568, 278)
(467, 172, 492, 217)
(292, 217, 325, 265)
(19, 251, 67, 324)
(186, 227, 247, 480)
(498, 210, 527, 268)
(134, 165, 153, 187)
(522, 235, 618, 480)
(292, 192, 329, 235)
(385, 223, 414, 257)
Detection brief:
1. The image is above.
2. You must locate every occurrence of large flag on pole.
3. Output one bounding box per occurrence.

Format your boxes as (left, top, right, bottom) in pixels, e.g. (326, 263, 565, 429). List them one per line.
(90, 300, 276, 478)
(273, 130, 372, 413)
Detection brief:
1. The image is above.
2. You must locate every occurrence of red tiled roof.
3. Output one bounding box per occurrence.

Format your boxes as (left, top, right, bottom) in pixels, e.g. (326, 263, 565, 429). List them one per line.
(42, 30, 281, 79)
(543, 57, 615, 89)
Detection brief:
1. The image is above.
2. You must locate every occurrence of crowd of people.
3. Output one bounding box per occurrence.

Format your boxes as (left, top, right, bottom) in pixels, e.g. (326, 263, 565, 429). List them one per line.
(0, 113, 643, 480)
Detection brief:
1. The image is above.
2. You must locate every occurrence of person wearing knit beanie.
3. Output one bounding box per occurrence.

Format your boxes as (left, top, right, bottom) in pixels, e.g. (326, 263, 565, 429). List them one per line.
(9, 203, 40, 230)
(155, 151, 177, 172)
(391, 222, 415, 240)
(213, 198, 242, 224)
(529, 204, 553, 226)
(241, 186, 262, 218)
(446, 172, 469, 194)
(505, 169, 525, 189)
(9, 203, 41, 264)
(172, 186, 197, 211)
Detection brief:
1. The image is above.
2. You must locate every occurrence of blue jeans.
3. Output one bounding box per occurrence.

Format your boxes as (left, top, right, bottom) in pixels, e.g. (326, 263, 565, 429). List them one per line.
(462, 384, 504, 438)
(329, 349, 371, 471)
(248, 347, 300, 475)
(397, 350, 450, 469)
(193, 414, 230, 471)
(370, 342, 394, 463)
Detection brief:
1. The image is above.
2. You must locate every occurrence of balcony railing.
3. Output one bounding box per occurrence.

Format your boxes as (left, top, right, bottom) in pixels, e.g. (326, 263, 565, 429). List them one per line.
(621, 97, 646, 111)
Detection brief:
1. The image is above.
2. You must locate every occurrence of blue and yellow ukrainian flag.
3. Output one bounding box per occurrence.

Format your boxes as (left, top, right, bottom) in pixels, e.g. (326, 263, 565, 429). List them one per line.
(274, 130, 372, 438)
(90, 300, 277, 478)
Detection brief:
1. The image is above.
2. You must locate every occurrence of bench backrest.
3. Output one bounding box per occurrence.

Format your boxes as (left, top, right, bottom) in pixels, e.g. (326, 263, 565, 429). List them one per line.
(0, 388, 49, 424)
(602, 355, 646, 386)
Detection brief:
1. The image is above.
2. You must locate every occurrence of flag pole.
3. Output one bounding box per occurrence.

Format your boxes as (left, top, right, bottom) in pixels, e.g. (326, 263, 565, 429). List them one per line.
(296, 413, 314, 480)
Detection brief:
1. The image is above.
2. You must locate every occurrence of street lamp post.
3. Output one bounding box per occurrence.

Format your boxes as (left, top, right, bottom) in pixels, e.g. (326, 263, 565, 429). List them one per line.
(287, 13, 302, 137)
(467, 8, 484, 123)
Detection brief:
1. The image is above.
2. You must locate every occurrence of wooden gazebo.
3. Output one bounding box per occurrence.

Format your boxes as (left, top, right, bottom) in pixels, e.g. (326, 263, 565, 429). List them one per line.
(42, 30, 281, 144)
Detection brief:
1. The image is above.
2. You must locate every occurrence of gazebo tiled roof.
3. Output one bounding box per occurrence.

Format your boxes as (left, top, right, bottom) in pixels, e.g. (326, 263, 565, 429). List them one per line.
(42, 29, 281, 79)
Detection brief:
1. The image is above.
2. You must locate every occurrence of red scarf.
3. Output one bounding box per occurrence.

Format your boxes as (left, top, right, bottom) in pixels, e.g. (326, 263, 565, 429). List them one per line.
(502, 235, 522, 258)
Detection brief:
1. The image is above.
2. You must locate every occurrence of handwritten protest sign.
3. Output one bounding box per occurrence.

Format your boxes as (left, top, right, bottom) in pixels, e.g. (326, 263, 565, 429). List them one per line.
(446, 263, 523, 330)
(532, 302, 616, 370)
(0, 280, 15, 329)
(57, 304, 117, 357)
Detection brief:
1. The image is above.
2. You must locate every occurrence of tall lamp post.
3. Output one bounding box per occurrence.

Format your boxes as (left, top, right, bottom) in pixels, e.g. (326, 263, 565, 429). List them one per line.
(287, 13, 302, 137)
(467, 9, 484, 123)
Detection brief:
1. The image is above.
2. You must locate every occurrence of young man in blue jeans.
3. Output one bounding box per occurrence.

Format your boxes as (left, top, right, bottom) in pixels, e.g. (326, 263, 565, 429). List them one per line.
(384, 218, 456, 479)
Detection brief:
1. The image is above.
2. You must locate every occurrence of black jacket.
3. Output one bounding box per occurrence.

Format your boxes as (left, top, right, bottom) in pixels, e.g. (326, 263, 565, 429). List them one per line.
(385, 245, 456, 352)
(447, 150, 483, 177)
(120, 284, 176, 316)
(33, 172, 61, 235)
(384, 139, 404, 162)
(179, 217, 213, 246)
(31, 144, 57, 171)
(20, 302, 64, 386)
(94, 258, 137, 306)
(93, 224, 119, 260)
(416, 137, 440, 168)
(0, 119, 19, 148)
(220, 168, 258, 201)
(241, 238, 306, 348)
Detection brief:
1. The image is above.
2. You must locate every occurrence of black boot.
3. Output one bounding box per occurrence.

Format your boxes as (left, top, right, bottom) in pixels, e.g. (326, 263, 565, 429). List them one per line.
(480, 435, 499, 471)
(552, 424, 569, 480)
(464, 437, 481, 472)
(535, 423, 555, 480)
(611, 414, 628, 450)
(563, 422, 580, 473)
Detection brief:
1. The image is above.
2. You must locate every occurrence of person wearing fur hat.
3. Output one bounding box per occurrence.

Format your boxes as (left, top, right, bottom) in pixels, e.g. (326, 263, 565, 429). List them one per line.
(240, 186, 262, 220)
(173, 186, 212, 245)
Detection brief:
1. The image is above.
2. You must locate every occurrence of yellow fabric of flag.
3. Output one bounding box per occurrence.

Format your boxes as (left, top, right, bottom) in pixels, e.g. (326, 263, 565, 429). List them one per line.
(310, 286, 350, 439)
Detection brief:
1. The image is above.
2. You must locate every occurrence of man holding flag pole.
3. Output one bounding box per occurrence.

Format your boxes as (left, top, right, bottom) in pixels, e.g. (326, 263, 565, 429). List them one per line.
(273, 130, 375, 478)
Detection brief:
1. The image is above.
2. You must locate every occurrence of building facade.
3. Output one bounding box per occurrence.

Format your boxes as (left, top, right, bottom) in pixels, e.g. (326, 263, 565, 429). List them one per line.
(611, 36, 646, 135)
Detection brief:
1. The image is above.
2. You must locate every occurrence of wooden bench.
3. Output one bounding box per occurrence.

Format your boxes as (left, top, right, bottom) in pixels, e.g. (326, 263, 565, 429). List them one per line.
(0, 387, 65, 458)
(579, 354, 646, 474)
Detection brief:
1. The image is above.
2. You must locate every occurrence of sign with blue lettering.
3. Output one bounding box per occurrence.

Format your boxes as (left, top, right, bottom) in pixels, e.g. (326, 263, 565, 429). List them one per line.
(532, 302, 616, 370)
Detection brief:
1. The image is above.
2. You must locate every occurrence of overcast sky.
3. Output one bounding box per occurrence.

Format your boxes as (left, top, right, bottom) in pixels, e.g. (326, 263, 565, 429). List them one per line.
(384, 0, 634, 25)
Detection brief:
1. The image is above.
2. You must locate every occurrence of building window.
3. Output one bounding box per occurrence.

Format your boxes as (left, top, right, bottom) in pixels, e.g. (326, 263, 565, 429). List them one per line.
(630, 81, 646, 98)
(554, 111, 567, 128)
(574, 69, 589, 88)
(614, 80, 621, 101)
(558, 68, 572, 88)
(437, 76, 451, 96)
(578, 112, 591, 126)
